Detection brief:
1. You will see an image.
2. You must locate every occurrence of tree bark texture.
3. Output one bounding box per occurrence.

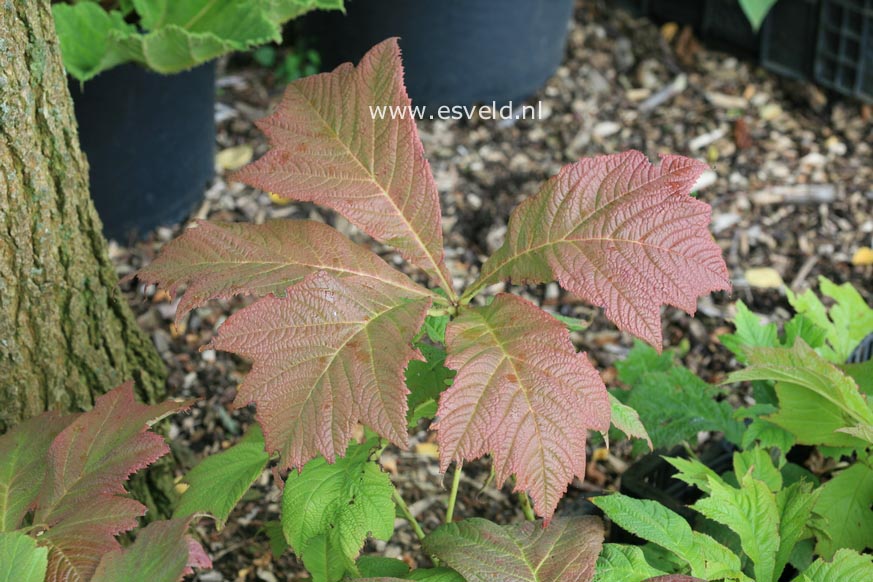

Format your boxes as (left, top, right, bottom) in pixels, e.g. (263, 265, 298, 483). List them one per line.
(0, 1, 167, 431)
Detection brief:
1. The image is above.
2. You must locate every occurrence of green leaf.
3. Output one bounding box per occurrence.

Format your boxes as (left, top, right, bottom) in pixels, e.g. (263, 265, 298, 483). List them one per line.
(423, 516, 604, 582)
(621, 355, 742, 449)
(174, 424, 269, 527)
(690, 532, 749, 581)
(793, 549, 873, 582)
(133, 0, 278, 42)
(357, 556, 410, 578)
(593, 493, 745, 580)
(593, 544, 667, 582)
(813, 458, 873, 558)
(732, 447, 782, 493)
(789, 538, 815, 573)
(616, 341, 675, 386)
(739, 418, 796, 455)
(728, 341, 873, 449)
(840, 360, 873, 395)
(780, 463, 819, 487)
(738, 0, 778, 31)
(0, 531, 48, 582)
(836, 423, 873, 444)
(423, 313, 450, 343)
(123, 0, 282, 73)
(301, 533, 350, 582)
(693, 474, 780, 582)
(0, 412, 73, 532)
(593, 495, 695, 563)
(405, 344, 455, 426)
(787, 276, 873, 363)
(112, 25, 237, 74)
(91, 518, 210, 582)
(666, 456, 724, 495)
(55, 0, 344, 81)
(720, 300, 779, 362)
(405, 569, 466, 582)
(265, 0, 345, 23)
(783, 315, 827, 350)
(775, 482, 819, 579)
(52, 3, 137, 81)
(608, 394, 652, 449)
(551, 312, 590, 332)
(281, 439, 395, 577)
(263, 520, 288, 558)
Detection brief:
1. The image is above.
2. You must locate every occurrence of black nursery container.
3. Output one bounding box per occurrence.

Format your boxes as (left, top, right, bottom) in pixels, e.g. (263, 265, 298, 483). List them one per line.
(702, 0, 759, 55)
(308, 0, 575, 107)
(814, 0, 873, 103)
(760, 0, 821, 81)
(70, 62, 216, 241)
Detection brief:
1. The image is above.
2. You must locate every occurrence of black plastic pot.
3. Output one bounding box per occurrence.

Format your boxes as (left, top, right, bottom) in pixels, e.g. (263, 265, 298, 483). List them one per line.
(702, 0, 759, 56)
(760, 0, 820, 81)
(814, 0, 873, 104)
(307, 0, 575, 107)
(649, 0, 705, 29)
(70, 62, 216, 241)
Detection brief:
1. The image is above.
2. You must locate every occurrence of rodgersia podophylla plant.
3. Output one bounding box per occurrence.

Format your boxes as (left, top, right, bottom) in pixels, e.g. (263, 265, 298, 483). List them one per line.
(134, 38, 731, 582)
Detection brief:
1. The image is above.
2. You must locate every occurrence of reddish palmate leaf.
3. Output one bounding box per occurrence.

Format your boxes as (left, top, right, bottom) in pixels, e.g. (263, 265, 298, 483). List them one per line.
(134, 219, 434, 322)
(423, 516, 604, 582)
(32, 382, 186, 582)
(233, 38, 454, 297)
(0, 412, 74, 532)
(91, 518, 211, 582)
(435, 294, 609, 523)
(208, 271, 431, 469)
(467, 151, 730, 347)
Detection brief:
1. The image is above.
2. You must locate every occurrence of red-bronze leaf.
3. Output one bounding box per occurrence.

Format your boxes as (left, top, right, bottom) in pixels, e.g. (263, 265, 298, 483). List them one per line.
(435, 294, 609, 523)
(208, 271, 431, 469)
(134, 219, 434, 323)
(468, 151, 730, 348)
(423, 516, 603, 582)
(33, 382, 187, 582)
(233, 38, 454, 297)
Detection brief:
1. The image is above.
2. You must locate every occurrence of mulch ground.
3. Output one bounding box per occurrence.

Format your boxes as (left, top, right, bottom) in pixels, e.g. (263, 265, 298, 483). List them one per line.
(113, 1, 872, 580)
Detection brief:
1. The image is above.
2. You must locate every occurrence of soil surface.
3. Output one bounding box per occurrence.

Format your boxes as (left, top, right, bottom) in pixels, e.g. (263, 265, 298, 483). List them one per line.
(113, 1, 872, 580)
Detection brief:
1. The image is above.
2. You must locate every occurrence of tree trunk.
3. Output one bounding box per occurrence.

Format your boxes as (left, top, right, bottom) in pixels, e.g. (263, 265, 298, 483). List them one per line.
(0, 1, 171, 511)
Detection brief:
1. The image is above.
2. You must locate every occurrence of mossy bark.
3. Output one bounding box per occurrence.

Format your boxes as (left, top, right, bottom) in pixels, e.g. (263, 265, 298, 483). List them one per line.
(0, 1, 174, 514)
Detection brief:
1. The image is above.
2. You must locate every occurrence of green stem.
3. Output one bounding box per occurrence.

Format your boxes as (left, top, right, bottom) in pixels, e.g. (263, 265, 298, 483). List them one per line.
(445, 461, 463, 523)
(459, 274, 494, 305)
(518, 491, 535, 521)
(392, 488, 426, 544)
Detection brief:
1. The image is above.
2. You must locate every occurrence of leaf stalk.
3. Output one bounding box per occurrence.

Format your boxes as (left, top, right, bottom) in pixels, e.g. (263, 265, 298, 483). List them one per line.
(518, 491, 535, 521)
(445, 461, 463, 523)
(392, 488, 427, 544)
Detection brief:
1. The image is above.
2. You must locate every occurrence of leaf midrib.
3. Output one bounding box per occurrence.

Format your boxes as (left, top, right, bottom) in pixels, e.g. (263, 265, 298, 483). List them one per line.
(289, 83, 455, 299)
(170, 257, 432, 298)
(469, 163, 715, 297)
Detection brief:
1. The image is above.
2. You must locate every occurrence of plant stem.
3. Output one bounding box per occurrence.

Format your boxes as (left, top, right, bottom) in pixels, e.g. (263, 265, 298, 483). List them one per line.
(445, 461, 463, 523)
(392, 488, 426, 544)
(518, 491, 535, 521)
